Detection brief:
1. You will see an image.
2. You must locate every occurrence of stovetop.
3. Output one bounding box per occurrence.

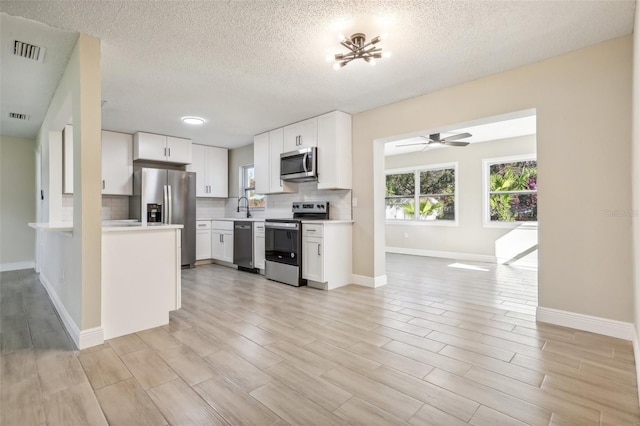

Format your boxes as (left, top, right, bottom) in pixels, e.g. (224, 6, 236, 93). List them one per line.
(266, 201, 330, 222)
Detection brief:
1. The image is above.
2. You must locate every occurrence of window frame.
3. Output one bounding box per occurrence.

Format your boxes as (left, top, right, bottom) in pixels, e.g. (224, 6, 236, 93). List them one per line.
(482, 154, 537, 228)
(385, 162, 459, 227)
(239, 164, 265, 211)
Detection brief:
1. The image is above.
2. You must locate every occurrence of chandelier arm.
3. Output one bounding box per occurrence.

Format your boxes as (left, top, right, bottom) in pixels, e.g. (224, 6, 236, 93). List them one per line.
(340, 41, 357, 52)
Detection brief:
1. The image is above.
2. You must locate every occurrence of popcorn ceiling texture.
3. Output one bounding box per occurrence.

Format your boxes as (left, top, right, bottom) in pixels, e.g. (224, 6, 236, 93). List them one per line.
(1, 1, 634, 145)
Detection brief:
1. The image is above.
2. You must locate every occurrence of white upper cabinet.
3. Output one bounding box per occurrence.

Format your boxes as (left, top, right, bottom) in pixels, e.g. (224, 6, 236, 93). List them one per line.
(134, 132, 192, 164)
(187, 144, 228, 198)
(254, 128, 296, 194)
(317, 111, 352, 190)
(283, 117, 317, 152)
(102, 130, 133, 195)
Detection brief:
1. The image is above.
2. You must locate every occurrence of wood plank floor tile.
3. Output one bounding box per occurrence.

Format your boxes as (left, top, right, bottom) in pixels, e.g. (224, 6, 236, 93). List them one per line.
(1, 349, 37, 385)
(194, 373, 281, 426)
(36, 351, 88, 395)
(371, 325, 446, 353)
(382, 340, 472, 376)
(170, 327, 224, 357)
(148, 378, 228, 425)
(305, 340, 383, 374)
(107, 333, 149, 356)
(264, 339, 337, 376)
(94, 377, 168, 425)
(424, 368, 551, 425)
(408, 403, 469, 426)
(78, 346, 132, 390)
(469, 405, 528, 426)
(43, 381, 108, 426)
(120, 348, 178, 390)
(157, 344, 215, 386)
(347, 341, 433, 378)
(250, 381, 349, 426)
(204, 348, 273, 391)
(136, 327, 182, 351)
(265, 361, 353, 411)
(334, 397, 410, 426)
(322, 365, 423, 421)
(0, 375, 45, 425)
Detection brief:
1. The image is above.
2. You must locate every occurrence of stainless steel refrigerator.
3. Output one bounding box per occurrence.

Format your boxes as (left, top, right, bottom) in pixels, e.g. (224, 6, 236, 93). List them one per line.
(130, 167, 196, 266)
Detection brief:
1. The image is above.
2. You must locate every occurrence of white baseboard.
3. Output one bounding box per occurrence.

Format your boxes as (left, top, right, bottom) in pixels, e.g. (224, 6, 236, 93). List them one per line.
(536, 306, 634, 341)
(38, 272, 104, 349)
(1, 261, 35, 272)
(386, 247, 497, 264)
(352, 274, 387, 288)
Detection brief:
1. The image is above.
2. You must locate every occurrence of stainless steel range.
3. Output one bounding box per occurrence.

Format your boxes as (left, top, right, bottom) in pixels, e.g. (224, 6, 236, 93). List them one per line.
(265, 201, 330, 286)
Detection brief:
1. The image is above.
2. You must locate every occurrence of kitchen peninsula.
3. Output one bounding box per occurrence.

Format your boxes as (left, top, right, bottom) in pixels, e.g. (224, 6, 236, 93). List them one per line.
(29, 221, 182, 343)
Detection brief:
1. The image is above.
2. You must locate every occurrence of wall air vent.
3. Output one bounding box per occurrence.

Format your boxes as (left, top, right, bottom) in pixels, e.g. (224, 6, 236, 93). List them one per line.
(9, 112, 30, 121)
(13, 40, 46, 62)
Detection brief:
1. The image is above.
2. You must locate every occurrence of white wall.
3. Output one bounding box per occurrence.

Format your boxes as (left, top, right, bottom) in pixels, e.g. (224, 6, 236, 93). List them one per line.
(384, 135, 536, 262)
(353, 35, 633, 323)
(0, 136, 36, 270)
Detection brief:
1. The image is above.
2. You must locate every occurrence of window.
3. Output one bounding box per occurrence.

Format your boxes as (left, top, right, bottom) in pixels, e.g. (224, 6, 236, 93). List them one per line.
(386, 163, 457, 222)
(241, 165, 265, 209)
(484, 156, 537, 223)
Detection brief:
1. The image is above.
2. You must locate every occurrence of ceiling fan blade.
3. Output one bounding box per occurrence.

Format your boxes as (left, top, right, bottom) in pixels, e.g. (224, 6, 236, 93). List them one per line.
(443, 141, 470, 147)
(396, 142, 427, 147)
(441, 132, 472, 142)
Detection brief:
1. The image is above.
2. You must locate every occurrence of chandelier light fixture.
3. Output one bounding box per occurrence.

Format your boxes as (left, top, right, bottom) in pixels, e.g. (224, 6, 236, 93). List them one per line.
(331, 32, 390, 70)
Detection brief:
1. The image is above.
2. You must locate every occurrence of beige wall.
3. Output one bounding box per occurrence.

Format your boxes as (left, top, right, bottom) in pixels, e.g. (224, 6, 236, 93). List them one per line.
(353, 35, 633, 322)
(385, 135, 536, 258)
(228, 143, 253, 198)
(37, 33, 102, 333)
(632, 0, 640, 384)
(0, 136, 36, 268)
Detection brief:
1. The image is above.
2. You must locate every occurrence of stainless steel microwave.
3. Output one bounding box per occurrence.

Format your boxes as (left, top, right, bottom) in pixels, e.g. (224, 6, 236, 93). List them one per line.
(280, 147, 317, 182)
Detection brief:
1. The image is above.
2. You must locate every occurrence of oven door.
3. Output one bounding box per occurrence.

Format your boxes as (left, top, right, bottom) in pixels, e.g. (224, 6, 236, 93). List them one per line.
(265, 222, 300, 266)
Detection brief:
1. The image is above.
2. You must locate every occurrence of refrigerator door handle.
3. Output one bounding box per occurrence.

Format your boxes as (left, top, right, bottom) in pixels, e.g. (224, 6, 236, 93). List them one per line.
(167, 185, 173, 224)
(163, 185, 168, 224)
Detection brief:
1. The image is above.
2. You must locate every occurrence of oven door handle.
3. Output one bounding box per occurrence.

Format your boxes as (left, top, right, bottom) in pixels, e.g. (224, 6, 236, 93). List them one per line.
(265, 222, 299, 230)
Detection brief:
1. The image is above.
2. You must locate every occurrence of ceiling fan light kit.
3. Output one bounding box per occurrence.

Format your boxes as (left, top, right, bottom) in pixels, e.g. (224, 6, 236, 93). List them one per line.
(332, 32, 389, 70)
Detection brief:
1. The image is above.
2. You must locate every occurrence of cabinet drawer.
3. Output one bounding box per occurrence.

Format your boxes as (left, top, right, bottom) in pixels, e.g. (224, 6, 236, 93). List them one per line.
(211, 220, 234, 231)
(302, 223, 323, 237)
(254, 222, 265, 236)
(196, 220, 211, 230)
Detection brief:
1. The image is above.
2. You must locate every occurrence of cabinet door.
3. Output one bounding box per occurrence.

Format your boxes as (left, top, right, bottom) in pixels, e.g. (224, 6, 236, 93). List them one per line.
(317, 111, 352, 190)
(254, 222, 265, 270)
(166, 136, 192, 164)
(303, 236, 323, 282)
(188, 144, 208, 197)
(102, 131, 133, 195)
(196, 229, 211, 260)
(268, 128, 285, 193)
(222, 231, 234, 263)
(284, 118, 317, 151)
(207, 146, 228, 198)
(211, 231, 224, 260)
(254, 133, 270, 194)
(134, 132, 166, 162)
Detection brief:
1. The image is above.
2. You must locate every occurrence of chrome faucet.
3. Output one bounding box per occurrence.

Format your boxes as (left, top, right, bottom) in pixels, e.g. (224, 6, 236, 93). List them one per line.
(237, 196, 251, 218)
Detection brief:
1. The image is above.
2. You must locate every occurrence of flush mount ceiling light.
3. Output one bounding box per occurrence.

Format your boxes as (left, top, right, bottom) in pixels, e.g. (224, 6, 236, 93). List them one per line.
(182, 116, 205, 125)
(331, 32, 390, 70)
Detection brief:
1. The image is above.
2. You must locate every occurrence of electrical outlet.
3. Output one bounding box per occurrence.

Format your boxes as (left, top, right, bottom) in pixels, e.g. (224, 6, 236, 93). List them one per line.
(403, 232, 409, 239)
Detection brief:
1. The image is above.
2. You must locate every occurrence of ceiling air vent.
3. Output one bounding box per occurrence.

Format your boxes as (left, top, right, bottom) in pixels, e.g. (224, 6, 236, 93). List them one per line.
(9, 112, 30, 121)
(13, 40, 45, 62)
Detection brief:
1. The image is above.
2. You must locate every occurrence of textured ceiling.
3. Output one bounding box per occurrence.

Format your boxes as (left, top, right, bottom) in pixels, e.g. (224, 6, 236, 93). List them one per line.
(0, 1, 635, 147)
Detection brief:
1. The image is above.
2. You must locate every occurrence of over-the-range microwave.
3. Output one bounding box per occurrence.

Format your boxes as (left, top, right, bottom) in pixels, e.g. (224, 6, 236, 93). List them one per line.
(280, 147, 317, 182)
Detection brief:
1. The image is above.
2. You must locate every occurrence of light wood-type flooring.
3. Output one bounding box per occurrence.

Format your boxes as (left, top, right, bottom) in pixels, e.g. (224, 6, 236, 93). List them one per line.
(1, 254, 638, 425)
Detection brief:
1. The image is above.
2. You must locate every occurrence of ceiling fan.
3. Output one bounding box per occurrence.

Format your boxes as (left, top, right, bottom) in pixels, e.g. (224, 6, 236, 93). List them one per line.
(398, 132, 472, 149)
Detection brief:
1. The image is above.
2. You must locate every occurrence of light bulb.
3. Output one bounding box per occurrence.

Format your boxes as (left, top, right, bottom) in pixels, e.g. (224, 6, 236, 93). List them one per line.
(383, 51, 392, 59)
(325, 54, 333, 63)
(380, 33, 388, 41)
(338, 34, 346, 42)
(369, 59, 377, 66)
(333, 62, 341, 71)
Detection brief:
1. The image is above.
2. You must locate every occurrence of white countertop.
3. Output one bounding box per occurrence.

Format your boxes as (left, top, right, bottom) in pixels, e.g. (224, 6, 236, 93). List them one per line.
(29, 221, 183, 233)
(197, 217, 265, 222)
(301, 220, 354, 224)
(197, 217, 353, 224)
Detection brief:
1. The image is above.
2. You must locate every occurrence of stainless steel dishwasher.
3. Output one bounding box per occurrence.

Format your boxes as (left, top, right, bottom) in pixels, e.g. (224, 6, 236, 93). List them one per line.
(233, 221, 257, 273)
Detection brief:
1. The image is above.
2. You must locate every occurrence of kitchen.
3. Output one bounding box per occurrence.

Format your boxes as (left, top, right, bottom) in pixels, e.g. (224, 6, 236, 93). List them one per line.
(30, 105, 355, 347)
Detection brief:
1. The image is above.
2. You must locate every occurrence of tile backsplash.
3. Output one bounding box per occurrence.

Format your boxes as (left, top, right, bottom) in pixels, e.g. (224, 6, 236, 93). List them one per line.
(223, 182, 352, 220)
(196, 198, 226, 219)
(61, 194, 129, 221)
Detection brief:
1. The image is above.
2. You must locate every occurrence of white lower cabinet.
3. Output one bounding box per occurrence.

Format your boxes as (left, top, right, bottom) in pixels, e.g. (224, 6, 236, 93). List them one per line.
(302, 222, 352, 290)
(254, 221, 265, 270)
(211, 220, 233, 263)
(195, 220, 212, 260)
